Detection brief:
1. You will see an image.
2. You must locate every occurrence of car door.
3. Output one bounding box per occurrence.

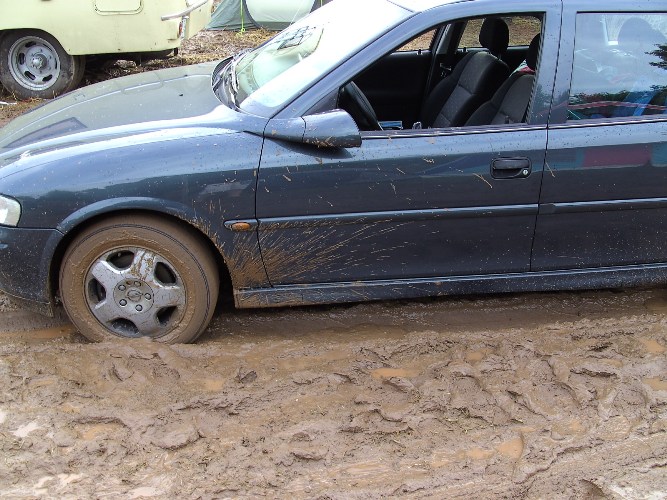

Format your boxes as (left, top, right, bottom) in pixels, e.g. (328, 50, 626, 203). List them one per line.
(533, 2, 667, 271)
(255, 3, 561, 287)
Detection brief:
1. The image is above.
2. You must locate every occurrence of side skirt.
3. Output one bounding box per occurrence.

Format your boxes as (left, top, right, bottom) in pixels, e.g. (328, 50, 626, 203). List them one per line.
(234, 263, 667, 308)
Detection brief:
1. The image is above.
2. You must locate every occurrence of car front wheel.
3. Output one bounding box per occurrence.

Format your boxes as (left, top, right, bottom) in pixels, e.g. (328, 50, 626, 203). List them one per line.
(0, 30, 85, 99)
(59, 215, 219, 344)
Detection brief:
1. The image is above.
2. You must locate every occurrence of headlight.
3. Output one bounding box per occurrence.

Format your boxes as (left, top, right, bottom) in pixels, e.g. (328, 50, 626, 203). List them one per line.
(0, 195, 21, 227)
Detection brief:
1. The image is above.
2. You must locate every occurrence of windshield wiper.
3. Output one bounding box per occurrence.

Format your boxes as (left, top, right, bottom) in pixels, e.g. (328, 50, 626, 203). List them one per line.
(212, 58, 230, 92)
(226, 49, 251, 106)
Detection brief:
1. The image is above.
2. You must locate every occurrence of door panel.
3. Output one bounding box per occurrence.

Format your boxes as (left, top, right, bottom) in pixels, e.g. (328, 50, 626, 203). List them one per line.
(534, 9, 667, 271)
(534, 121, 667, 270)
(254, 4, 559, 287)
(256, 129, 547, 285)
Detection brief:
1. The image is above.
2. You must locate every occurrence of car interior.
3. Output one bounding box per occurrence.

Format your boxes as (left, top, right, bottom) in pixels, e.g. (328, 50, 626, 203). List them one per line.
(334, 14, 544, 132)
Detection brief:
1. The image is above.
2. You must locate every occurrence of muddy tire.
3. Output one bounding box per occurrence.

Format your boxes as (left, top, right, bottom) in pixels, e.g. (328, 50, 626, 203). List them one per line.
(59, 215, 219, 344)
(0, 30, 85, 100)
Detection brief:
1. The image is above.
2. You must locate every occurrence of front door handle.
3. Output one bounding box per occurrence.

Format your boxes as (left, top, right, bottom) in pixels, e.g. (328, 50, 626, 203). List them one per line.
(491, 158, 531, 179)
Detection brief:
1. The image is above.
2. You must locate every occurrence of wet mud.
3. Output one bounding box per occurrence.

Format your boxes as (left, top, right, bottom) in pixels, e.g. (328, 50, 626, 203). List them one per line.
(0, 288, 666, 498)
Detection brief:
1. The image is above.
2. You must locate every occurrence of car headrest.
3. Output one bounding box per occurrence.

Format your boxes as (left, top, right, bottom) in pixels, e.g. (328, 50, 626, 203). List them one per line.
(618, 17, 655, 53)
(526, 34, 540, 71)
(479, 17, 509, 57)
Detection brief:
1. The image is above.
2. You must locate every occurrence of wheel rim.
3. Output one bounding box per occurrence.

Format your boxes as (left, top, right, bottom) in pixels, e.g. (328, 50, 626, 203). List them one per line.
(7, 36, 61, 91)
(84, 247, 187, 338)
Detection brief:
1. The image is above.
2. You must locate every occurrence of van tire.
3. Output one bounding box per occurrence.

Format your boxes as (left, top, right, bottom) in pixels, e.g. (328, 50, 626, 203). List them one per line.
(0, 30, 85, 100)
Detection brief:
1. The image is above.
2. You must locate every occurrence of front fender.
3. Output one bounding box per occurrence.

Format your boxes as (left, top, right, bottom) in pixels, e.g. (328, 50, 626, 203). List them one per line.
(57, 196, 213, 234)
(54, 197, 268, 289)
(0, 130, 270, 308)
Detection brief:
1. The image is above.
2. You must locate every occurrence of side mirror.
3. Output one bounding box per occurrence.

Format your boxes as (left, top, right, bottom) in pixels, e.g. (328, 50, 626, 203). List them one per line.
(265, 110, 361, 148)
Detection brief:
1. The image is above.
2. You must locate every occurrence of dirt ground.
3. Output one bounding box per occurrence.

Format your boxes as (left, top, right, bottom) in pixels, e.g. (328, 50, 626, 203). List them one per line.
(1, 29, 667, 500)
(0, 288, 666, 498)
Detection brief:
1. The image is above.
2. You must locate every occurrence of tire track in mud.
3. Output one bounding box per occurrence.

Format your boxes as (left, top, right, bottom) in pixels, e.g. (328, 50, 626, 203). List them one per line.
(0, 288, 666, 498)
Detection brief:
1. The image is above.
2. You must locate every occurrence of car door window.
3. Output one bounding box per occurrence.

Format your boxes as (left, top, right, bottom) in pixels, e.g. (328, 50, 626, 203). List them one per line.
(458, 15, 542, 73)
(336, 14, 544, 132)
(568, 13, 667, 120)
(460, 16, 542, 50)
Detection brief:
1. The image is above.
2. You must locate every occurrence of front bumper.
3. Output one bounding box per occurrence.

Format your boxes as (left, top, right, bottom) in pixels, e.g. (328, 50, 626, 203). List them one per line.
(0, 226, 63, 317)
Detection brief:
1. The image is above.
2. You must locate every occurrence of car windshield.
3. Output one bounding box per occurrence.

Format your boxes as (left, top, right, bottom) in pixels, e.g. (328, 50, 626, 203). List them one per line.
(216, 0, 410, 117)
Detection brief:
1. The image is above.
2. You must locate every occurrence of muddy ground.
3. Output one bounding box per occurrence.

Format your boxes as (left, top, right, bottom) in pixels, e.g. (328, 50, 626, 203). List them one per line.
(0, 288, 666, 498)
(1, 29, 667, 500)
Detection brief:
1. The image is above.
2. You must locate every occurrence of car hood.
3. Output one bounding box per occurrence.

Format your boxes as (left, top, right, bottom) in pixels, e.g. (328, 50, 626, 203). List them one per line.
(0, 61, 266, 161)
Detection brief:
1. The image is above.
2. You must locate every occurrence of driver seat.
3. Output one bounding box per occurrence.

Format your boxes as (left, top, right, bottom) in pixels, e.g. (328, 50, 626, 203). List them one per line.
(420, 17, 511, 128)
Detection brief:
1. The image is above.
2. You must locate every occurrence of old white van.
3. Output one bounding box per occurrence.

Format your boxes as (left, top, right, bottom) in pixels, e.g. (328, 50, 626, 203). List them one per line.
(0, 0, 212, 99)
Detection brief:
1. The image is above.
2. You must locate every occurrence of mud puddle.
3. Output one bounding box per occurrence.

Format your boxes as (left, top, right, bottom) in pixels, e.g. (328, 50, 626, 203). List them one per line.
(0, 288, 666, 498)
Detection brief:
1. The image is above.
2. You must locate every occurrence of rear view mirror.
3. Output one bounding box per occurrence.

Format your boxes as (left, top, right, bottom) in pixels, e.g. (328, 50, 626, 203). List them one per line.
(265, 110, 361, 148)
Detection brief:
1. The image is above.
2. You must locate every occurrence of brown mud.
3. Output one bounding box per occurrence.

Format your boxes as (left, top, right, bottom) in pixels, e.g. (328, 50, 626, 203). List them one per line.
(0, 287, 666, 498)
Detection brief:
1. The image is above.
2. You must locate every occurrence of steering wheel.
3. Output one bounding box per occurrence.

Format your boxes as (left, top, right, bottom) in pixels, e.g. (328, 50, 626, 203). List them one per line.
(338, 81, 381, 131)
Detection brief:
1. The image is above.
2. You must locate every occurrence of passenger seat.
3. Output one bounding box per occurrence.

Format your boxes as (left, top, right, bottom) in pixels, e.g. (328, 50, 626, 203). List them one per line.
(420, 18, 511, 128)
(466, 34, 540, 126)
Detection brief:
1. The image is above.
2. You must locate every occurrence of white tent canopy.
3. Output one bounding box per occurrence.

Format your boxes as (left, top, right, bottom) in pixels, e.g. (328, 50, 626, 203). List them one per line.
(208, 0, 331, 31)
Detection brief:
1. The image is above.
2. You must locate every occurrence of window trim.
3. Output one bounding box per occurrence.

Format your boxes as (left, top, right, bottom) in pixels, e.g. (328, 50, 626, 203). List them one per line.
(361, 123, 546, 140)
(550, 114, 667, 130)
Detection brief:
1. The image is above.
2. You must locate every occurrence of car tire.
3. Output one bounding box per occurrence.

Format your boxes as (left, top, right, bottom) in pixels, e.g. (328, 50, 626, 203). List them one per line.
(59, 214, 219, 344)
(0, 30, 85, 100)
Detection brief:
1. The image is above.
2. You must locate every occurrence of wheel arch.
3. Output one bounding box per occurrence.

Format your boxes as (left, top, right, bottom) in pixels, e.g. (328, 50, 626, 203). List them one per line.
(0, 28, 72, 54)
(49, 204, 235, 309)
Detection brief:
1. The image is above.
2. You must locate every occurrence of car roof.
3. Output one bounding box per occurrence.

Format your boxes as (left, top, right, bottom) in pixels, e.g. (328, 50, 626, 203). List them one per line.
(388, 0, 475, 13)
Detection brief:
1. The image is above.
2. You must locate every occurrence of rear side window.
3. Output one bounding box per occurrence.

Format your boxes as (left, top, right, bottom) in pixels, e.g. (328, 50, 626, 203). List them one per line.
(568, 13, 667, 120)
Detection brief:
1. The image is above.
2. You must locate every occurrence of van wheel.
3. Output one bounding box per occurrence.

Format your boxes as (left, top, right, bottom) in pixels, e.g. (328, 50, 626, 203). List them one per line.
(0, 30, 85, 100)
(59, 215, 219, 344)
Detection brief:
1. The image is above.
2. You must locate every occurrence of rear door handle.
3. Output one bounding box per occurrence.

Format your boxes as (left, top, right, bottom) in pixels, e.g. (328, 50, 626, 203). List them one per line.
(491, 158, 531, 179)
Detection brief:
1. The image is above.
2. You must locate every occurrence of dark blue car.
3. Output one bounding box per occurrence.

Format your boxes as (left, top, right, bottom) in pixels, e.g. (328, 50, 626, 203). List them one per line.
(0, 0, 665, 343)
